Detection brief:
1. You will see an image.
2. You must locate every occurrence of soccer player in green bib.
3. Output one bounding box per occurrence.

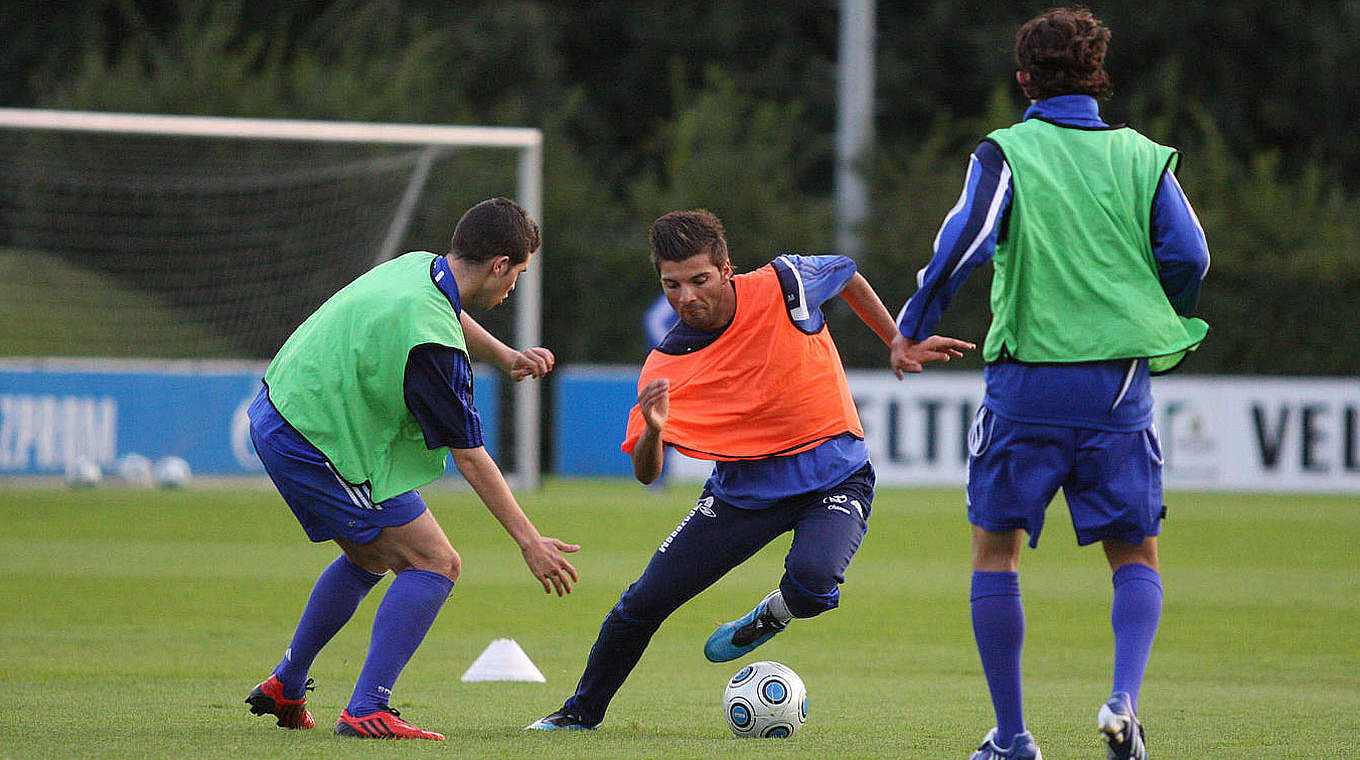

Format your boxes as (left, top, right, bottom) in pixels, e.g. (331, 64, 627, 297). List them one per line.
(243, 198, 580, 740)
(891, 10, 1210, 760)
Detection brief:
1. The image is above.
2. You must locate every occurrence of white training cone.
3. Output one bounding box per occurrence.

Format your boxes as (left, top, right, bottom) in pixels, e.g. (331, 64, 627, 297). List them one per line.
(460, 638, 546, 682)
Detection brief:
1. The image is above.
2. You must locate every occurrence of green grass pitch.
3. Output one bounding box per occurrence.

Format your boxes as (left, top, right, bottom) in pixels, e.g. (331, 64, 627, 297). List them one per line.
(0, 480, 1356, 759)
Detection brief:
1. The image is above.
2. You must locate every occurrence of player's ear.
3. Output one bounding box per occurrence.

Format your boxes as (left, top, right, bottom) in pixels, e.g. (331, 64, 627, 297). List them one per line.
(490, 255, 511, 277)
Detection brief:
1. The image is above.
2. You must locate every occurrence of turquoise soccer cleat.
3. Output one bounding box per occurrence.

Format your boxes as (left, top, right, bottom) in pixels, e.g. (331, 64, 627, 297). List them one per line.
(524, 708, 601, 731)
(704, 591, 789, 663)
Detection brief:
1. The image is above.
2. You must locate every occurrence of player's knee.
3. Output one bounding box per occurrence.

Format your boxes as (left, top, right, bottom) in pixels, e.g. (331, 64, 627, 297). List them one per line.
(784, 557, 840, 594)
(400, 544, 459, 581)
(780, 568, 840, 618)
(440, 547, 461, 582)
(616, 583, 677, 622)
(615, 591, 658, 621)
(972, 528, 1023, 571)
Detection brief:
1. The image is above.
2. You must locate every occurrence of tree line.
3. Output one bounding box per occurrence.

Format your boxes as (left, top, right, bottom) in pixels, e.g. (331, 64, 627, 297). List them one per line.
(2, 0, 1356, 373)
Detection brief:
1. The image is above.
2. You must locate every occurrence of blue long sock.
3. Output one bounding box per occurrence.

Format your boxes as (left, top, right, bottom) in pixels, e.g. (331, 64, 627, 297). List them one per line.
(1110, 563, 1162, 712)
(971, 571, 1025, 742)
(274, 555, 384, 699)
(347, 569, 454, 717)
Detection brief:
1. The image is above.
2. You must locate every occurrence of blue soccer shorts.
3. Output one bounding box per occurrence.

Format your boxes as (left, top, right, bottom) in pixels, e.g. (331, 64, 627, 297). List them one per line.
(965, 406, 1164, 548)
(248, 386, 428, 545)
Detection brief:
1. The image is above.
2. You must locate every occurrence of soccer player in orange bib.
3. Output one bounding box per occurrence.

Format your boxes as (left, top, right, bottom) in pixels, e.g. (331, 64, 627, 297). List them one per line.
(527, 209, 972, 730)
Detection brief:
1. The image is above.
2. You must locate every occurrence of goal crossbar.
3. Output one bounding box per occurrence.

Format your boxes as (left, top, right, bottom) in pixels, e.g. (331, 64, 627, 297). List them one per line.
(0, 107, 545, 488)
(0, 107, 541, 148)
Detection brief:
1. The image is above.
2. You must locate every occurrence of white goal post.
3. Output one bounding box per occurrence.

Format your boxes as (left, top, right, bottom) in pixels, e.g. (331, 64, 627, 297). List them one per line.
(0, 107, 545, 489)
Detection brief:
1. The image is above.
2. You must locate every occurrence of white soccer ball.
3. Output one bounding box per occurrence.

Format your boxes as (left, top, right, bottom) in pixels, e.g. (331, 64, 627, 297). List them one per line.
(153, 456, 192, 488)
(65, 458, 103, 488)
(114, 453, 155, 487)
(723, 660, 808, 738)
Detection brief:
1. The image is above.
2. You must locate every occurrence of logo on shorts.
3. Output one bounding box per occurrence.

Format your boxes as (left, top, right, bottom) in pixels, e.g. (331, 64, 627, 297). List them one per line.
(824, 493, 850, 515)
(824, 493, 865, 519)
(659, 496, 717, 554)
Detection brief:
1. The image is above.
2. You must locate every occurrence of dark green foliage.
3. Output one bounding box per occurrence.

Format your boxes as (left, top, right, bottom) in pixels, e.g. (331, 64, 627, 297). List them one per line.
(2, 1, 1355, 372)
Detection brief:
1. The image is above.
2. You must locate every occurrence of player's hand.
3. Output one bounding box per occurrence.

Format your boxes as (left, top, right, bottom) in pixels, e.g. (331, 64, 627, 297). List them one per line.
(890, 334, 974, 379)
(638, 378, 670, 432)
(509, 347, 555, 381)
(522, 536, 580, 596)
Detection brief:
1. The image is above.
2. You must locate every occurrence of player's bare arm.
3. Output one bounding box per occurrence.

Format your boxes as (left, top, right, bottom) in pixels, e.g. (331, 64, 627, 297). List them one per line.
(459, 311, 556, 381)
(448, 446, 580, 595)
(838, 273, 973, 378)
(631, 378, 669, 485)
(889, 332, 975, 379)
(837, 272, 903, 347)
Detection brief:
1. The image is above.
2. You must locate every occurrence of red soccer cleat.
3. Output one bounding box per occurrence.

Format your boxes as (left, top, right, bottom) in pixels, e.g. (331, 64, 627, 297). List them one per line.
(335, 708, 446, 740)
(245, 674, 316, 730)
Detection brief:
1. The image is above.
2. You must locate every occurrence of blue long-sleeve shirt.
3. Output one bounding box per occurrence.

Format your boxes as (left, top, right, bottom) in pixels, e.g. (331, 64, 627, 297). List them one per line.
(896, 95, 1210, 430)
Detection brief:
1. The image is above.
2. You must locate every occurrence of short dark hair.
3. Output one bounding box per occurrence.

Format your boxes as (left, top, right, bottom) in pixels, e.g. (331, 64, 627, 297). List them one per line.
(1015, 8, 1113, 100)
(649, 209, 729, 270)
(450, 197, 540, 265)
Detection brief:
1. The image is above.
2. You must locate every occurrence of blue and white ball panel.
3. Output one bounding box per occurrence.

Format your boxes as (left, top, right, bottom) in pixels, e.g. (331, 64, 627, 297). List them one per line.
(727, 698, 754, 731)
(729, 665, 755, 686)
(760, 677, 789, 705)
(966, 407, 1164, 547)
(248, 387, 429, 545)
(761, 723, 793, 738)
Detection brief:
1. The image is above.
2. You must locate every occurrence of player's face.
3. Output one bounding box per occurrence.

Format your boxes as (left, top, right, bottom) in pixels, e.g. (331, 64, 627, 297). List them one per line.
(476, 254, 530, 309)
(658, 254, 734, 331)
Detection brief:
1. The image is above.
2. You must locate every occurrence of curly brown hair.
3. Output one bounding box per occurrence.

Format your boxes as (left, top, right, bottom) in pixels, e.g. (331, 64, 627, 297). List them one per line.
(1015, 8, 1113, 100)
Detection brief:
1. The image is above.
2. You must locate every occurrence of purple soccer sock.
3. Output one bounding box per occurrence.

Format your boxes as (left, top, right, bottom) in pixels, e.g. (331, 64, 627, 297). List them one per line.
(347, 569, 454, 717)
(971, 570, 1026, 742)
(274, 555, 384, 699)
(1110, 563, 1163, 712)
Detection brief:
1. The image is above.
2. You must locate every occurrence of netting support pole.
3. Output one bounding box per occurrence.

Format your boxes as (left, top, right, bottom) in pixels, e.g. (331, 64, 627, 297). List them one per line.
(375, 146, 446, 265)
(515, 141, 544, 490)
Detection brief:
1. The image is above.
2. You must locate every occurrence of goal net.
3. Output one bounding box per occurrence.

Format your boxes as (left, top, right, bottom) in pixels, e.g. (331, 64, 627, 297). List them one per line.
(0, 108, 544, 487)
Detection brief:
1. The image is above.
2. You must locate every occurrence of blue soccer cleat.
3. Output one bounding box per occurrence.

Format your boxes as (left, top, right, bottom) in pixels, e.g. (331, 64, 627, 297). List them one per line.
(969, 728, 1043, 760)
(1098, 691, 1147, 760)
(524, 708, 600, 731)
(704, 590, 788, 663)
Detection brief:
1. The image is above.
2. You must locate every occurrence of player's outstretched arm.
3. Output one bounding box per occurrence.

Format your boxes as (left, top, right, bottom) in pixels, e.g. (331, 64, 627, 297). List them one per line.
(839, 273, 906, 347)
(448, 445, 580, 595)
(631, 378, 669, 485)
(889, 333, 975, 379)
(459, 312, 556, 381)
